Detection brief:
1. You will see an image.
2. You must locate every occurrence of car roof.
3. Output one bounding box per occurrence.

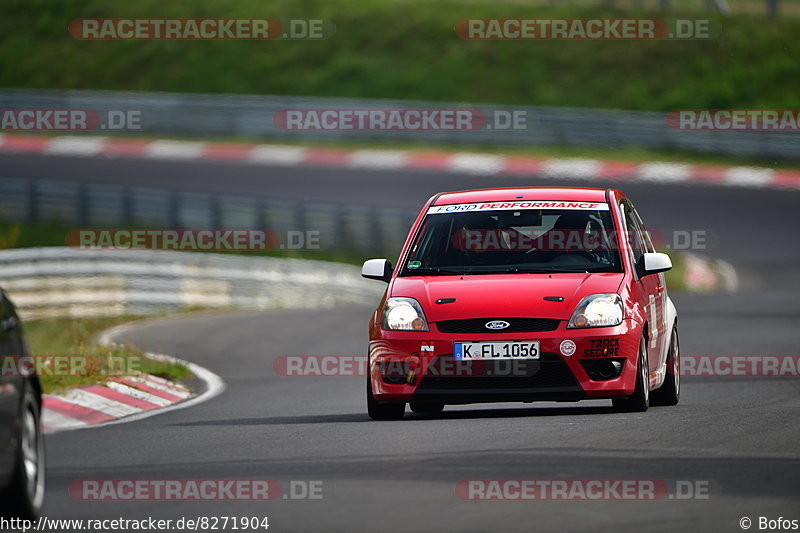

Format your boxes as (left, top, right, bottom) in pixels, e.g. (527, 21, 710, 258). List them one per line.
(432, 187, 612, 205)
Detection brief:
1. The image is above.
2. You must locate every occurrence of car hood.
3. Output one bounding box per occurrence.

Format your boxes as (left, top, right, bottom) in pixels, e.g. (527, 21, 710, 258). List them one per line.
(390, 272, 625, 322)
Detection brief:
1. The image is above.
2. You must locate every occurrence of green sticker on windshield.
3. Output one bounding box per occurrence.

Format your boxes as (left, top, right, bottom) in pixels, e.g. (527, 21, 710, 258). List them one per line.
(408, 261, 421, 269)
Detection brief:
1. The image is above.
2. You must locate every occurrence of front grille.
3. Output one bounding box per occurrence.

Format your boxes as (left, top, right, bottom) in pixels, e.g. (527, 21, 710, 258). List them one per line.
(416, 354, 578, 390)
(434, 317, 560, 334)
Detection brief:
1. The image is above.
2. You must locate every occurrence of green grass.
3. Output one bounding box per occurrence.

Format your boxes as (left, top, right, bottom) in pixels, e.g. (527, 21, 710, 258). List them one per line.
(662, 249, 687, 291)
(22, 316, 191, 394)
(2, 0, 799, 112)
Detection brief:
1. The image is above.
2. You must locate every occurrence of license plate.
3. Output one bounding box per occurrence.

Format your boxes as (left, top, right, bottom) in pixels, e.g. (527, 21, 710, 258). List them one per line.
(453, 341, 540, 360)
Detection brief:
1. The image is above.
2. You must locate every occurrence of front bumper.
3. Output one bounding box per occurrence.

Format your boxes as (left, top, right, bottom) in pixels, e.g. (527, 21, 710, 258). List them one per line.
(369, 318, 641, 403)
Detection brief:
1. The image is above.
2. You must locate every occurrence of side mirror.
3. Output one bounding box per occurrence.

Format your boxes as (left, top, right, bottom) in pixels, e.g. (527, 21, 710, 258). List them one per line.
(639, 252, 672, 276)
(361, 259, 393, 282)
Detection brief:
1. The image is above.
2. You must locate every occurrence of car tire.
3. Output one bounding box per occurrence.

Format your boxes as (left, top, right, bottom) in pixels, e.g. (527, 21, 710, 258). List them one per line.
(409, 401, 444, 415)
(612, 337, 649, 413)
(367, 377, 405, 420)
(0, 384, 45, 519)
(651, 325, 680, 407)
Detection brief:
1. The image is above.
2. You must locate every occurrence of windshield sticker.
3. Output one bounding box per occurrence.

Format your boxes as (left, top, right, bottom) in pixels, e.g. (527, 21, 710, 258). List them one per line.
(427, 201, 609, 214)
(407, 260, 422, 269)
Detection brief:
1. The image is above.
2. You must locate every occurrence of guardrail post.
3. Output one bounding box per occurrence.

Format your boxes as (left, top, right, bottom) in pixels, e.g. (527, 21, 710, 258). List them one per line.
(26, 178, 38, 224)
(169, 191, 182, 229)
(77, 182, 89, 226)
(257, 199, 269, 231)
(121, 186, 132, 226)
(296, 201, 307, 235)
(334, 205, 348, 253)
(210, 194, 222, 229)
(370, 208, 382, 255)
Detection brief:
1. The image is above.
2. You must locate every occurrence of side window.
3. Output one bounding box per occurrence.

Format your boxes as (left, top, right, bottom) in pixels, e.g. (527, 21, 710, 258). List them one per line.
(621, 201, 646, 266)
(630, 204, 655, 253)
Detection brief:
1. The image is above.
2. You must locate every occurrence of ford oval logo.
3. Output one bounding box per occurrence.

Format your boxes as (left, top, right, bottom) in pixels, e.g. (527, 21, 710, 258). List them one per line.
(485, 320, 510, 330)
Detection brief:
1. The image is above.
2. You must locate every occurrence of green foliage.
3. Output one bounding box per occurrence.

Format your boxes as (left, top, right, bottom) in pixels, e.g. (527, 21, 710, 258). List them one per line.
(2, 0, 798, 111)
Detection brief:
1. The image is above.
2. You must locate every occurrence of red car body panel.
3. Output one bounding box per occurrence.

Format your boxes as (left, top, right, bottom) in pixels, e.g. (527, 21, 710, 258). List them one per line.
(368, 187, 675, 405)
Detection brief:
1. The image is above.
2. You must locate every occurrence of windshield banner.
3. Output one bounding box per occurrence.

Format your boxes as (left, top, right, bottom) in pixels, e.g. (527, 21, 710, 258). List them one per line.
(427, 201, 609, 214)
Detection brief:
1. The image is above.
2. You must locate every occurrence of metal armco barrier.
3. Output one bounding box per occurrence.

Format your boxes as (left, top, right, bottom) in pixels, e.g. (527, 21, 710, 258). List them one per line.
(0, 247, 385, 319)
(0, 175, 417, 257)
(1, 89, 797, 160)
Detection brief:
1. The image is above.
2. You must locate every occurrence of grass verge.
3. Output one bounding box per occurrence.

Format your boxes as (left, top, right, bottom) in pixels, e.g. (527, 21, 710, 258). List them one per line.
(23, 315, 191, 394)
(662, 250, 687, 291)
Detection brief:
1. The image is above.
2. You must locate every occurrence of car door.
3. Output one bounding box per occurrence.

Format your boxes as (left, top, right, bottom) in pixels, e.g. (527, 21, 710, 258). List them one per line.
(620, 200, 664, 378)
(630, 204, 668, 367)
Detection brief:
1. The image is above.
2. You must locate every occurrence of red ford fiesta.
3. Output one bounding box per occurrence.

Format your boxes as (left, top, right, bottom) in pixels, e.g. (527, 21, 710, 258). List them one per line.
(362, 187, 680, 419)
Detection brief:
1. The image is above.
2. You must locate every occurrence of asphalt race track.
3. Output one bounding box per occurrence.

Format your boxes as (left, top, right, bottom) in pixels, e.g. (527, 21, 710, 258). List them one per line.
(7, 152, 798, 532)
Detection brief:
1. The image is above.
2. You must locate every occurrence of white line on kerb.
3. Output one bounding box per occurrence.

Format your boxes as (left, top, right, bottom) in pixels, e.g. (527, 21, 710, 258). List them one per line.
(46, 136, 107, 156)
(145, 140, 206, 160)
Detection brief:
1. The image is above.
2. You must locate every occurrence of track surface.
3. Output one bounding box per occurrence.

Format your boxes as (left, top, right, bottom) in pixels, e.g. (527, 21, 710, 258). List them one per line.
(11, 152, 798, 532)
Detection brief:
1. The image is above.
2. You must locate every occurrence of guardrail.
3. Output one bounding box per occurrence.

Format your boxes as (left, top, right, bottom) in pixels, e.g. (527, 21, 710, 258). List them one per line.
(1, 89, 797, 161)
(0, 247, 385, 319)
(0, 175, 417, 257)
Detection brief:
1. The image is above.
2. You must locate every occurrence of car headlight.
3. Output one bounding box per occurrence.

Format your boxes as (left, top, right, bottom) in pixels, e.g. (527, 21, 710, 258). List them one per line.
(382, 298, 429, 331)
(567, 293, 623, 328)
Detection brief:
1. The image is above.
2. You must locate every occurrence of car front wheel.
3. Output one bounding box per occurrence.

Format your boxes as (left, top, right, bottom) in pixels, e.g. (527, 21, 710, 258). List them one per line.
(651, 325, 680, 406)
(612, 337, 650, 412)
(367, 377, 405, 420)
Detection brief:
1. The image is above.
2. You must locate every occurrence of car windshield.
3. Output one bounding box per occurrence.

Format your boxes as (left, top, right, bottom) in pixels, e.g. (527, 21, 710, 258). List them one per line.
(401, 205, 623, 275)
